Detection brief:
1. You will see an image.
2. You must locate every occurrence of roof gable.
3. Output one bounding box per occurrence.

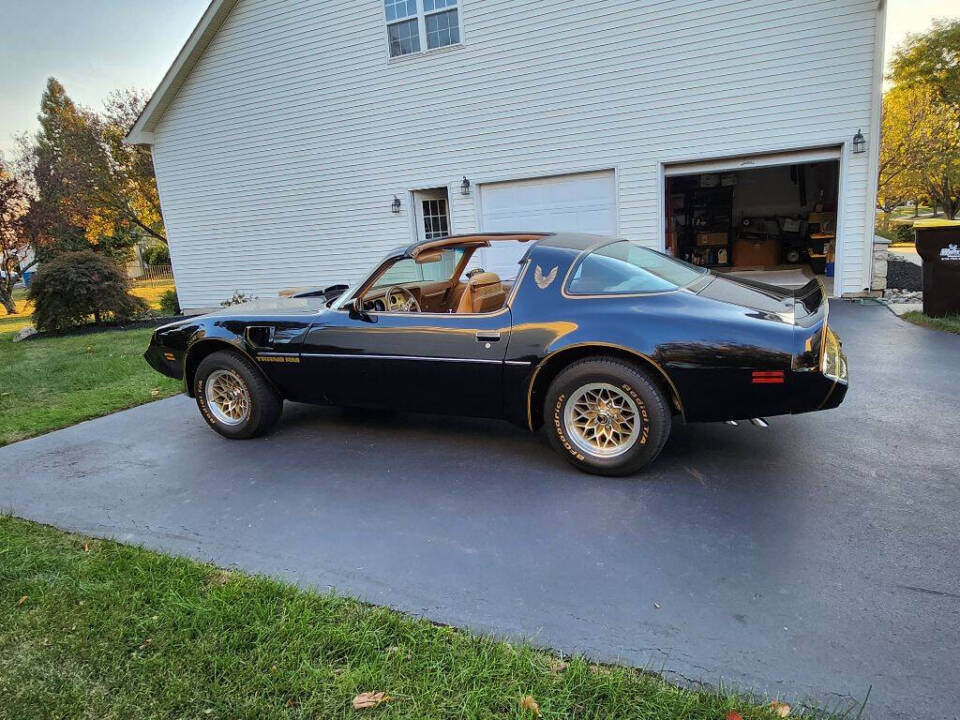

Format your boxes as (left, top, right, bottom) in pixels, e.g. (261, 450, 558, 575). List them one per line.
(125, 0, 239, 145)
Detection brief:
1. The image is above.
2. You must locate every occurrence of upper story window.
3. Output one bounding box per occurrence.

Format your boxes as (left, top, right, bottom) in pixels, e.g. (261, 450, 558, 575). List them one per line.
(384, 0, 461, 58)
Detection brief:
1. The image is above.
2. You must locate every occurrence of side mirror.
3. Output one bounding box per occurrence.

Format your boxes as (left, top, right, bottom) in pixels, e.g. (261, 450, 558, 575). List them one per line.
(348, 296, 374, 322)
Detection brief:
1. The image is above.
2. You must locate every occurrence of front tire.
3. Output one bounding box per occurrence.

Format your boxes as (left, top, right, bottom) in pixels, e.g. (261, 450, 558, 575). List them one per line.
(544, 357, 672, 476)
(195, 350, 282, 439)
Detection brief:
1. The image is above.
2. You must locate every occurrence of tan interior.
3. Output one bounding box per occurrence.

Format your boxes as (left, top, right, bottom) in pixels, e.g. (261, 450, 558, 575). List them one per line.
(357, 241, 519, 314)
(456, 272, 506, 314)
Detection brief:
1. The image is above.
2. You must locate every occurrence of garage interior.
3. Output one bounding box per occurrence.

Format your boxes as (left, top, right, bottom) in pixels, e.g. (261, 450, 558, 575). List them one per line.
(665, 160, 840, 295)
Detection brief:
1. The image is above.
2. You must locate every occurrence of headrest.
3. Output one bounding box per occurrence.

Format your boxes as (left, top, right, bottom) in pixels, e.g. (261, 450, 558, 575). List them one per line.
(468, 272, 501, 288)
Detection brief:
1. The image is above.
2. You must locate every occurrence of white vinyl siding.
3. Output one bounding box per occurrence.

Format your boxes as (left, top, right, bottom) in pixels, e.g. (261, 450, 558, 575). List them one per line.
(150, 0, 882, 309)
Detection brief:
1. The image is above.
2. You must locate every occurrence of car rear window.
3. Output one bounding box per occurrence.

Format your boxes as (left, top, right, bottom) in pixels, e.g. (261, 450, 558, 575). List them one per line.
(566, 240, 707, 295)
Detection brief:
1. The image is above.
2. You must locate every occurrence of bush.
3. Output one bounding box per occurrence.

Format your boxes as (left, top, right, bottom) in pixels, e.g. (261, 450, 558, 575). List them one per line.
(221, 291, 257, 307)
(142, 244, 170, 266)
(874, 225, 897, 242)
(875, 223, 917, 245)
(28, 251, 148, 332)
(893, 224, 915, 244)
(159, 289, 181, 316)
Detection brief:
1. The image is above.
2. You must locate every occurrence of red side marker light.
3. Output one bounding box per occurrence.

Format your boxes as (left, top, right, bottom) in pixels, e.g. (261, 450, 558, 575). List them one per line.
(752, 370, 784, 384)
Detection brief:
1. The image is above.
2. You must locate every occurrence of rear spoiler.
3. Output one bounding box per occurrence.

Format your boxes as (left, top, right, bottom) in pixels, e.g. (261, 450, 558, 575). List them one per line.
(793, 278, 827, 327)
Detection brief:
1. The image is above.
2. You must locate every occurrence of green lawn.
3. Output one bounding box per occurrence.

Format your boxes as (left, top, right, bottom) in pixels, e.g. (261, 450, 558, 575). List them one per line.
(0, 516, 835, 720)
(0, 326, 180, 446)
(902, 311, 960, 335)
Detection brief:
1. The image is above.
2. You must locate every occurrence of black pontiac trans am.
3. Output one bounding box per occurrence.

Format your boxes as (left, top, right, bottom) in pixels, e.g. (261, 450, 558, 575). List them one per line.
(145, 233, 847, 476)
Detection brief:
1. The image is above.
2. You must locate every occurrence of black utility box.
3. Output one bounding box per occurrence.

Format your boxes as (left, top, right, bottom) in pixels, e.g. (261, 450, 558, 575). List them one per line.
(915, 222, 960, 317)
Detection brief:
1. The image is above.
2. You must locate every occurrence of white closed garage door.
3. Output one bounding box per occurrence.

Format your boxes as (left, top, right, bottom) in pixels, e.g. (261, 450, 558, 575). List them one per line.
(479, 170, 618, 235)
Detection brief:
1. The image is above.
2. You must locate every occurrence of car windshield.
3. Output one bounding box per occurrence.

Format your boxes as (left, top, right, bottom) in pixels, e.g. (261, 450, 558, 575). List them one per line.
(566, 240, 707, 295)
(369, 248, 463, 291)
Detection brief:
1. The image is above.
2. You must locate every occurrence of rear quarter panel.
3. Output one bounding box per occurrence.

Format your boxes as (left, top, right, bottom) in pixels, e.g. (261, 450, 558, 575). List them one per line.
(506, 249, 801, 424)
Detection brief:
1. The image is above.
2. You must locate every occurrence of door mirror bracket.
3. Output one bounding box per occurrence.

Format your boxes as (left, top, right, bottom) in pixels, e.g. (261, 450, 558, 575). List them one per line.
(349, 296, 376, 322)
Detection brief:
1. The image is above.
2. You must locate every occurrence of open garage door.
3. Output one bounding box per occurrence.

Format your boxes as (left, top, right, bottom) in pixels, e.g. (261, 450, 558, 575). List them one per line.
(664, 148, 842, 296)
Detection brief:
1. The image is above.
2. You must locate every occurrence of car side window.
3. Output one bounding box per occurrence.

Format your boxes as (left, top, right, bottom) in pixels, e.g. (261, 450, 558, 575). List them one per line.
(566, 241, 706, 295)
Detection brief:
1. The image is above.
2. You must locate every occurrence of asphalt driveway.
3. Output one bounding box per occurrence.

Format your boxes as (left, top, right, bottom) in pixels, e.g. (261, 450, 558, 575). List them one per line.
(2, 300, 958, 719)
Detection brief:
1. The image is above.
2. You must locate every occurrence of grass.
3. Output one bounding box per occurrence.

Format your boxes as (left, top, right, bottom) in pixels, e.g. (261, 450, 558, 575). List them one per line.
(130, 280, 175, 308)
(0, 288, 33, 334)
(902, 311, 960, 335)
(0, 282, 180, 446)
(0, 327, 180, 446)
(0, 516, 845, 720)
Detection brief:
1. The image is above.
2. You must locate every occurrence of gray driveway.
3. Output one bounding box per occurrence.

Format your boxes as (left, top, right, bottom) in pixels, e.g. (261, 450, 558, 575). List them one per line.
(1, 301, 958, 720)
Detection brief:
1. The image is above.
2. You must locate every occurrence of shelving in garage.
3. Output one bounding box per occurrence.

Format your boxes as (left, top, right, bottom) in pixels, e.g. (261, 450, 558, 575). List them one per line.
(665, 150, 841, 290)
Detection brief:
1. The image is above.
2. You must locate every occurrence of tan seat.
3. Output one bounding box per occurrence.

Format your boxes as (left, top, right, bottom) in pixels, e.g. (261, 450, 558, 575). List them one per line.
(456, 272, 506, 314)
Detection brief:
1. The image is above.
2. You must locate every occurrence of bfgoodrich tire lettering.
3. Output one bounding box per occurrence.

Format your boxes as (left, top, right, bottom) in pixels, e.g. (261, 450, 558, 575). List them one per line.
(544, 357, 671, 476)
(195, 350, 282, 439)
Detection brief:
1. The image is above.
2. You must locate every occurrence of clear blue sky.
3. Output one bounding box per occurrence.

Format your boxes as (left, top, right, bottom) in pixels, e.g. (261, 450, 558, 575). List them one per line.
(0, 0, 956, 157)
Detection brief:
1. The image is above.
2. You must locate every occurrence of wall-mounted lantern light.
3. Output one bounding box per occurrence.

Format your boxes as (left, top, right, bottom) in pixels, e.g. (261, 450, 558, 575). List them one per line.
(460, 176, 471, 196)
(852, 129, 866, 154)
(391, 195, 402, 214)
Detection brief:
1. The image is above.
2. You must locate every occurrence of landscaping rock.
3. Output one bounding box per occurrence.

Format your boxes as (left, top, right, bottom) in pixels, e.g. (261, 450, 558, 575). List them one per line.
(884, 289, 923, 304)
(11, 326, 37, 343)
(886, 255, 923, 291)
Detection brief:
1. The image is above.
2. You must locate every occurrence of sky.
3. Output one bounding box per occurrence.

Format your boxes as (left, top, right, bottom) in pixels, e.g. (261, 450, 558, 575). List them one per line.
(0, 0, 957, 157)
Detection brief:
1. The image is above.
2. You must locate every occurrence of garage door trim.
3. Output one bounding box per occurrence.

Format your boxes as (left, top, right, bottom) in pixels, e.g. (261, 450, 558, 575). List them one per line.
(663, 146, 842, 177)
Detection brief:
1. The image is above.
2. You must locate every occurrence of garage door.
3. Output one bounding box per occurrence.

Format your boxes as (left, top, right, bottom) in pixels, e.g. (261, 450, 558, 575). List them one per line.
(480, 171, 617, 235)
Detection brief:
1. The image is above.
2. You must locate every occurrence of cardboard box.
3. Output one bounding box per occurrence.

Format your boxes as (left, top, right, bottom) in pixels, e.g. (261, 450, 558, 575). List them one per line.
(696, 232, 728, 247)
(733, 237, 780, 267)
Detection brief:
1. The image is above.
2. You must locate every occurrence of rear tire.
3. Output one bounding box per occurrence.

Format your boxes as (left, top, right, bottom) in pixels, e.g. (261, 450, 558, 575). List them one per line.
(195, 350, 282, 439)
(544, 357, 671, 476)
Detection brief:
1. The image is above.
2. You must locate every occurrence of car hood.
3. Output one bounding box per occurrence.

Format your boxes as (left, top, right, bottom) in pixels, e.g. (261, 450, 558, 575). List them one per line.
(203, 297, 328, 317)
(695, 272, 825, 325)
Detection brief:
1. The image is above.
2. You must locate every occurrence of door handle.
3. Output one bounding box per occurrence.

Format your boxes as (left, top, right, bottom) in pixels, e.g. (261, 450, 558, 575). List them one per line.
(476, 331, 501, 342)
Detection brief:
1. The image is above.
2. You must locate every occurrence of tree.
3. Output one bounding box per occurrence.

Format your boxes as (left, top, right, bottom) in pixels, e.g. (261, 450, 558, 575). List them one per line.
(87, 89, 166, 246)
(0, 156, 32, 315)
(20, 78, 92, 258)
(889, 19, 960, 107)
(877, 87, 936, 221)
(879, 20, 960, 221)
(20, 79, 165, 263)
(919, 100, 960, 219)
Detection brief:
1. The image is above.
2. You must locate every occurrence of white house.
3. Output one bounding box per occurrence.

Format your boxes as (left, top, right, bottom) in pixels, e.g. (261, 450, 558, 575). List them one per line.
(127, 0, 886, 312)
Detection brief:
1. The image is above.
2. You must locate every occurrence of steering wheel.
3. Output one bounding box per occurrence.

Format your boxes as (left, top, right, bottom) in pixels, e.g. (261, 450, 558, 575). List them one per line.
(384, 286, 421, 312)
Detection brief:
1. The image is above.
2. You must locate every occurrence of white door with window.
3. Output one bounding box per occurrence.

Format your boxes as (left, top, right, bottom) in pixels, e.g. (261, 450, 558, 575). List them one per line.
(414, 189, 451, 243)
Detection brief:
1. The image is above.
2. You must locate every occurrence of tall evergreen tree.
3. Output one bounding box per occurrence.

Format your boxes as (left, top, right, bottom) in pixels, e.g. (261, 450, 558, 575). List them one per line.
(21, 78, 166, 262)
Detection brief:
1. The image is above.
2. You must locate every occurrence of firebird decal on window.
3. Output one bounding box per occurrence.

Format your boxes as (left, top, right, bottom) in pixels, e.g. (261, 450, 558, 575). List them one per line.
(534, 265, 558, 289)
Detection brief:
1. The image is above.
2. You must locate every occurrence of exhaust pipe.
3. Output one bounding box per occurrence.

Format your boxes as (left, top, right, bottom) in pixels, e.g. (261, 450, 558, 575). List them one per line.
(749, 417, 769, 428)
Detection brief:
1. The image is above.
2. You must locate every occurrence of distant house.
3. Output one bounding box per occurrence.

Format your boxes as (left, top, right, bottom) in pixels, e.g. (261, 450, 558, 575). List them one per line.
(128, 0, 886, 312)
